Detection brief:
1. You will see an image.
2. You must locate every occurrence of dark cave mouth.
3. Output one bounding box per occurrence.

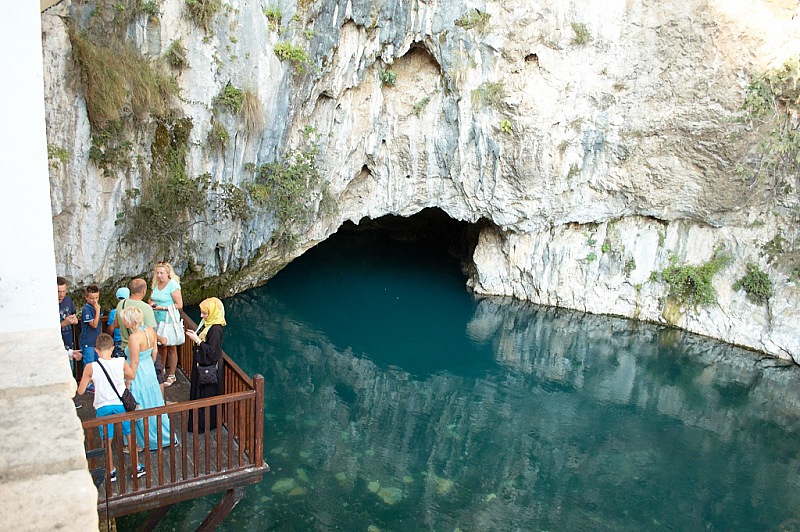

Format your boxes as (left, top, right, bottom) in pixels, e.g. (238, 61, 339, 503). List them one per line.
(321, 208, 489, 282)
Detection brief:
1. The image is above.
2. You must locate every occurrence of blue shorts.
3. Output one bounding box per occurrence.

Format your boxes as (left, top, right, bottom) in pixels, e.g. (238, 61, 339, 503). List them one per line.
(82, 346, 98, 364)
(96, 404, 131, 440)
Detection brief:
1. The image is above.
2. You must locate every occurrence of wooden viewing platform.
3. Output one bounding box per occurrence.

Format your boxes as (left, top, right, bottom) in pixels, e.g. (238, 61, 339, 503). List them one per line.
(74, 312, 269, 529)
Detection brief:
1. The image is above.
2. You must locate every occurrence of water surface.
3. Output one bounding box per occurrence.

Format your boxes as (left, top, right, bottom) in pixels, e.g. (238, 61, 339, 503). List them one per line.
(123, 227, 800, 531)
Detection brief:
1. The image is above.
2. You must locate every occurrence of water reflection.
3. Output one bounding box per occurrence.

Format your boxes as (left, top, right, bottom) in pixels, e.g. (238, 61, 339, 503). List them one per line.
(198, 292, 800, 531)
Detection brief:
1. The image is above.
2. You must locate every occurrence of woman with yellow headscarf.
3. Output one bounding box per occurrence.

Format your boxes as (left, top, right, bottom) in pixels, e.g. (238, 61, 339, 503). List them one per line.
(185, 297, 226, 433)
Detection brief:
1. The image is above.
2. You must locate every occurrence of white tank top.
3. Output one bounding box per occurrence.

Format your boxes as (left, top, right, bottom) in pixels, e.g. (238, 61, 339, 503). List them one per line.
(92, 358, 126, 410)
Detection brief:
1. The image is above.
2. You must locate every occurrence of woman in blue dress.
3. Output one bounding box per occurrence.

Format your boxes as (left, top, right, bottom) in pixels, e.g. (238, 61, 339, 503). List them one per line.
(121, 307, 174, 450)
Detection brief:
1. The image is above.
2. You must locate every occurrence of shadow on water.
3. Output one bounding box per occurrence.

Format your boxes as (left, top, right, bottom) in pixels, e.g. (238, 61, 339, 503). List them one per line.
(123, 212, 800, 531)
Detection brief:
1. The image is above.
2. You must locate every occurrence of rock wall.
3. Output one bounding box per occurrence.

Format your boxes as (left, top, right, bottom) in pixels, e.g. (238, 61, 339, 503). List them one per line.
(41, 0, 800, 359)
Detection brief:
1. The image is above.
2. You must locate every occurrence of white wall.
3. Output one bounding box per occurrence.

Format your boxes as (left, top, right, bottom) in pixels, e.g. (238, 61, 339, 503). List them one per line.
(0, 2, 59, 333)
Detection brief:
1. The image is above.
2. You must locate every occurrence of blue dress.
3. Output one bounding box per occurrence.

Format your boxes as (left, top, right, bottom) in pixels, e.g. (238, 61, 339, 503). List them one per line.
(127, 327, 173, 449)
(151, 279, 180, 323)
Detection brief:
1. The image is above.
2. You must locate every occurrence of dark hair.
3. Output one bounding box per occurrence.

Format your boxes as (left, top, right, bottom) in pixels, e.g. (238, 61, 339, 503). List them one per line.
(85, 284, 100, 295)
(95, 333, 114, 352)
(57, 276, 67, 286)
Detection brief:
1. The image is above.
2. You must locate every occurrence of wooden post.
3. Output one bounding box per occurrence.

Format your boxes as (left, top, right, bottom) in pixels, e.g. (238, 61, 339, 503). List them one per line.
(253, 375, 264, 467)
(196, 486, 245, 531)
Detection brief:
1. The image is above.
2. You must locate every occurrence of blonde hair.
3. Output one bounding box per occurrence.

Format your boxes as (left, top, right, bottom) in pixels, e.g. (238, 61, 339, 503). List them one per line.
(120, 307, 144, 329)
(152, 260, 181, 289)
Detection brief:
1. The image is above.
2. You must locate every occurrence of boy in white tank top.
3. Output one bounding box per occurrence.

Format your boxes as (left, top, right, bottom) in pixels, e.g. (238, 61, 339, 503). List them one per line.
(77, 333, 142, 480)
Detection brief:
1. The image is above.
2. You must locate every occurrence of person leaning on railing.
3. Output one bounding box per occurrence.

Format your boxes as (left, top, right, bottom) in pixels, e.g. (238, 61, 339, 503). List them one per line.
(185, 297, 226, 434)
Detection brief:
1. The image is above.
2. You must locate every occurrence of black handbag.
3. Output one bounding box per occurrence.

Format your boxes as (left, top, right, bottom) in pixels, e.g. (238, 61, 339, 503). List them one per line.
(96, 360, 137, 412)
(197, 363, 218, 385)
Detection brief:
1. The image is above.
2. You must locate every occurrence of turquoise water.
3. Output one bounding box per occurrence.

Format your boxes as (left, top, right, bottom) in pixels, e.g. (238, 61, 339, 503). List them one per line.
(123, 225, 800, 531)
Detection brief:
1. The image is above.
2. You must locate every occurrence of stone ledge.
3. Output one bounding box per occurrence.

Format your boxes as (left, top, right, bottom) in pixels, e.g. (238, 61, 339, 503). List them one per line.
(0, 328, 96, 529)
(0, 469, 97, 531)
(0, 391, 89, 482)
(0, 328, 77, 399)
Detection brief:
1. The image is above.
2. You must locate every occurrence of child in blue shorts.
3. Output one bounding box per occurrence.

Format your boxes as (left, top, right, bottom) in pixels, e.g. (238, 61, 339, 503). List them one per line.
(77, 333, 144, 481)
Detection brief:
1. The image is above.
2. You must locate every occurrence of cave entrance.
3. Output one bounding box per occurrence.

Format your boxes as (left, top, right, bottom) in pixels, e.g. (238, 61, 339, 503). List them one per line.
(319, 207, 485, 285)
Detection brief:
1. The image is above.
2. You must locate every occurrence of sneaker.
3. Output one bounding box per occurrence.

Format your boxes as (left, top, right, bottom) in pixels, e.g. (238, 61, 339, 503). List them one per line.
(86, 383, 95, 393)
(136, 465, 146, 478)
(109, 469, 117, 482)
(74, 401, 82, 410)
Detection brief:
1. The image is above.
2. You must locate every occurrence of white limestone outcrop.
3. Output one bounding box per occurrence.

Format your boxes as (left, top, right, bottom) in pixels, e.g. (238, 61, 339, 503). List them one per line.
(41, 0, 800, 359)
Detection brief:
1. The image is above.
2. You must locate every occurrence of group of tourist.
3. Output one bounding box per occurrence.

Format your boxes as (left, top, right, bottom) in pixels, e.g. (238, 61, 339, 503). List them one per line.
(57, 262, 227, 478)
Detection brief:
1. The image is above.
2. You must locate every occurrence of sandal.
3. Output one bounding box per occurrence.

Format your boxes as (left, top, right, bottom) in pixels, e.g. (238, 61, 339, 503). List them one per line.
(164, 374, 177, 387)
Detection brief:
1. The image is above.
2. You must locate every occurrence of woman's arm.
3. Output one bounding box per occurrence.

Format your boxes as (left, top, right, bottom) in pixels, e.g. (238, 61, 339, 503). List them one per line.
(147, 328, 160, 362)
(171, 287, 183, 310)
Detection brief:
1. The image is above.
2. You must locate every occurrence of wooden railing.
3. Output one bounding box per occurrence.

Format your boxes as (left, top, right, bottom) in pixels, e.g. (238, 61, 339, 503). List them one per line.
(80, 311, 267, 518)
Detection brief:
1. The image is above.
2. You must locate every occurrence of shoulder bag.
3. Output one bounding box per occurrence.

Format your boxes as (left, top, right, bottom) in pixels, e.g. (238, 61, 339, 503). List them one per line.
(196, 362, 219, 385)
(96, 360, 137, 412)
(156, 305, 186, 346)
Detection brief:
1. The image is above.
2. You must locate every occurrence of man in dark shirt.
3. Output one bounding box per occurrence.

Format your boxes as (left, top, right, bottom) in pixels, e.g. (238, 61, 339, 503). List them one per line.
(58, 276, 77, 349)
(58, 276, 82, 409)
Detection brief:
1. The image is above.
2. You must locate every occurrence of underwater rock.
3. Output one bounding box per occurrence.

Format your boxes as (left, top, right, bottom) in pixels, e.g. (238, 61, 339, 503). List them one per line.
(288, 486, 307, 497)
(271, 478, 296, 494)
(296, 468, 310, 483)
(402, 475, 414, 484)
(433, 475, 454, 495)
(377, 486, 404, 505)
(335, 472, 348, 482)
(367, 481, 380, 493)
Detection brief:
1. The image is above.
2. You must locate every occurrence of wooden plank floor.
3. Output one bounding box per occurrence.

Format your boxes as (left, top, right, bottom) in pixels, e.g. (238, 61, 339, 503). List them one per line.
(77, 368, 242, 501)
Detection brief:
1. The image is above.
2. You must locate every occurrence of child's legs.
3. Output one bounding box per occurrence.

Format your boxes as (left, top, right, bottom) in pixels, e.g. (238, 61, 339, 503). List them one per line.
(96, 404, 127, 470)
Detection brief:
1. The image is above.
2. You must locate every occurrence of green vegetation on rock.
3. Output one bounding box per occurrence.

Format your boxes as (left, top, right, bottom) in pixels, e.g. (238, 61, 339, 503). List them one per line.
(165, 40, 189, 70)
(273, 42, 312, 73)
(264, 5, 282, 30)
(412, 96, 431, 117)
(570, 22, 592, 46)
(379, 68, 397, 87)
(89, 122, 133, 175)
(117, 118, 209, 249)
(455, 9, 490, 33)
(47, 144, 70, 167)
(247, 127, 329, 251)
(471, 81, 505, 109)
(733, 262, 773, 305)
(185, 0, 221, 32)
(69, 27, 178, 131)
(214, 82, 245, 114)
(660, 248, 733, 308)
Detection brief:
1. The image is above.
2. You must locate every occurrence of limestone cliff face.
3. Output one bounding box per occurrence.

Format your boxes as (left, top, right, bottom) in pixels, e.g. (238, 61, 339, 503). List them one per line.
(41, 0, 800, 359)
